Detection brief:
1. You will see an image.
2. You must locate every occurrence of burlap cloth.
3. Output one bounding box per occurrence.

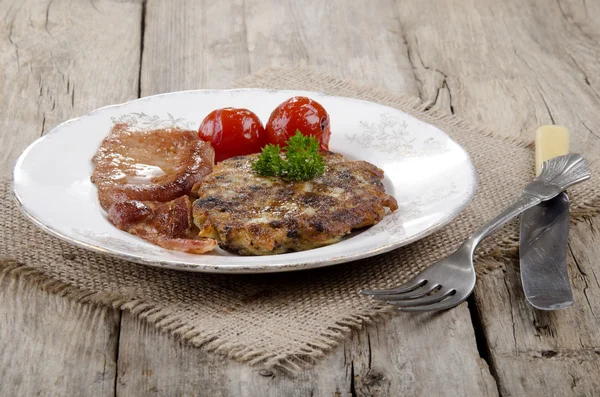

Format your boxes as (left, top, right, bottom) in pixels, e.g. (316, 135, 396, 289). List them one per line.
(2, 66, 599, 373)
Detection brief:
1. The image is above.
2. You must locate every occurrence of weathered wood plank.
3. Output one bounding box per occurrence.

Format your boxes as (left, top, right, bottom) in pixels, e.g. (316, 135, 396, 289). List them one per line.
(0, 0, 142, 394)
(394, 0, 600, 155)
(474, 220, 600, 396)
(116, 0, 498, 396)
(0, 272, 121, 396)
(390, 0, 600, 395)
(3, 0, 598, 394)
(241, 0, 419, 95)
(341, 306, 497, 397)
(0, 0, 142, 168)
(140, 0, 417, 96)
(117, 306, 497, 397)
(140, 0, 251, 94)
(117, 312, 348, 397)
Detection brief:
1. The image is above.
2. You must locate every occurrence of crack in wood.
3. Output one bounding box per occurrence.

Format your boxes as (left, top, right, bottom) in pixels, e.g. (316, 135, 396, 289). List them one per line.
(101, 352, 107, 396)
(507, 347, 600, 361)
(444, 79, 455, 114)
(537, 86, 556, 124)
(8, 17, 20, 68)
(113, 311, 122, 397)
(90, 0, 101, 14)
(467, 295, 493, 364)
(366, 330, 372, 370)
(399, 28, 454, 113)
(590, 266, 600, 290)
(137, 0, 147, 98)
(556, 0, 595, 42)
(466, 294, 502, 396)
(398, 27, 422, 100)
(579, 118, 600, 140)
(567, 53, 591, 87)
(566, 53, 600, 103)
(568, 243, 597, 319)
(40, 115, 46, 136)
(45, 0, 56, 39)
(569, 372, 578, 390)
(502, 273, 519, 352)
(349, 361, 357, 397)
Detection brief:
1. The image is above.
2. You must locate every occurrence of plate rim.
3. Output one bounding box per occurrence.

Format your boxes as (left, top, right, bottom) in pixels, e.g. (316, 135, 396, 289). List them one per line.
(12, 88, 478, 274)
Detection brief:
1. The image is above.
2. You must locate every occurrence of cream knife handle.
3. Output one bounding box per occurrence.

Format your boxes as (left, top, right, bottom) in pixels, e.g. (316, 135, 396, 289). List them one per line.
(536, 125, 570, 176)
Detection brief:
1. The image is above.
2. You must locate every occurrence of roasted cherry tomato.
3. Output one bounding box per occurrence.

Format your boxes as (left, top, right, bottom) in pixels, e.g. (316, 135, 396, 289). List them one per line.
(265, 96, 331, 150)
(198, 108, 266, 163)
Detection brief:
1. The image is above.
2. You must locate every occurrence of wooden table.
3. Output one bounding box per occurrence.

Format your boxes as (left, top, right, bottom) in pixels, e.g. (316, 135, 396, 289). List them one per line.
(2, 0, 599, 395)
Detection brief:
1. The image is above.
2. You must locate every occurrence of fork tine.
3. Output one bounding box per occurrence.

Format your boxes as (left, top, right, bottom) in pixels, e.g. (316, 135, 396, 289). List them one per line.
(386, 289, 455, 308)
(397, 296, 464, 312)
(360, 277, 427, 296)
(372, 284, 441, 302)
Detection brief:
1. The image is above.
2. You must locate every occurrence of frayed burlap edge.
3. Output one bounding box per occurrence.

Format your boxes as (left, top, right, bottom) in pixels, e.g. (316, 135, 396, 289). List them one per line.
(0, 259, 395, 373)
(2, 66, 600, 374)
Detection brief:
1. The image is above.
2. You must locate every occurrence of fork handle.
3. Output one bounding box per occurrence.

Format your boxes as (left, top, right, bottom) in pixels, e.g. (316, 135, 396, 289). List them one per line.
(465, 193, 541, 252)
(464, 153, 590, 252)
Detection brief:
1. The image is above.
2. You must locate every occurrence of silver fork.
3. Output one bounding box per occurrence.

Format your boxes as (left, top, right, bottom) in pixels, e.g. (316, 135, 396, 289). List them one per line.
(361, 153, 591, 312)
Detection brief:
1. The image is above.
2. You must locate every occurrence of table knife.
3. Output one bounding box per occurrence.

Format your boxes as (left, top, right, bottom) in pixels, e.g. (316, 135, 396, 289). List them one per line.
(520, 125, 573, 310)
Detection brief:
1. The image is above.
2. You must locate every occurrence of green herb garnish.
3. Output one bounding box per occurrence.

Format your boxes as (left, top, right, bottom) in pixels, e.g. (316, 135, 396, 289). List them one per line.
(252, 131, 325, 181)
(253, 143, 286, 177)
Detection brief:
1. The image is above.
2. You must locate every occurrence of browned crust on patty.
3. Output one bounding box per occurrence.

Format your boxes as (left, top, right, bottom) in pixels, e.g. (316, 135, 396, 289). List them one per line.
(192, 152, 398, 255)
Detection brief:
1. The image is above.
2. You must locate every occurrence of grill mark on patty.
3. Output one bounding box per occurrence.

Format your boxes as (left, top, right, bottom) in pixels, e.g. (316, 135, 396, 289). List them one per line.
(193, 151, 398, 256)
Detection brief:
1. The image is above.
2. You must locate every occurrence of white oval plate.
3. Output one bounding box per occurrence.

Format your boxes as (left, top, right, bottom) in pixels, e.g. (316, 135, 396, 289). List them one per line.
(13, 89, 476, 273)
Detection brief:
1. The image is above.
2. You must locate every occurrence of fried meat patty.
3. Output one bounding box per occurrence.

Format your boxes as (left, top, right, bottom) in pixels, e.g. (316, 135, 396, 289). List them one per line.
(193, 152, 398, 255)
(91, 123, 217, 253)
(91, 123, 214, 211)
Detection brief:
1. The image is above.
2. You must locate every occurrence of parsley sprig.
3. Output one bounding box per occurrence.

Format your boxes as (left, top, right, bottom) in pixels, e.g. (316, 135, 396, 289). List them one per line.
(252, 131, 325, 181)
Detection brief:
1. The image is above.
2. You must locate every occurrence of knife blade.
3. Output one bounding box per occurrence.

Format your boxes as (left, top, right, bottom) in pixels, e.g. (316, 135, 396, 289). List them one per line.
(520, 125, 573, 310)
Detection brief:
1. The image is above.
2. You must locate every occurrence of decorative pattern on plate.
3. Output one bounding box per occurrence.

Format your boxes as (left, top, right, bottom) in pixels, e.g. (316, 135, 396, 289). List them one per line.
(363, 182, 459, 237)
(363, 212, 407, 238)
(14, 88, 477, 273)
(348, 113, 449, 156)
(348, 114, 415, 154)
(422, 137, 449, 155)
(111, 112, 197, 130)
(73, 229, 163, 256)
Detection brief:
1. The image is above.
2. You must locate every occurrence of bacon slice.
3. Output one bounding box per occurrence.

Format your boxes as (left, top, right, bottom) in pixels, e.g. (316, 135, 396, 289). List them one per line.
(92, 123, 217, 254)
(108, 197, 217, 254)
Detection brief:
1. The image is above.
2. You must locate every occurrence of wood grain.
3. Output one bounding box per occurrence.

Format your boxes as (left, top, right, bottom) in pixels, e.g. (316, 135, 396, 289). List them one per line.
(389, 0, 600, 395)
(0, 272, 120, 396)
(474, 220, 600, 396)
(0, 0, 142, 170)
(116, 0, 497, 395)
(241, 0, 418, 95)
(140, 0, 251, 94)
(1, 0, 599, 395)
(141, 0, 417, 96)
(0, 0, 142, 395)
(117, 306, 497, 396)
(393, 0, 600, 155)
